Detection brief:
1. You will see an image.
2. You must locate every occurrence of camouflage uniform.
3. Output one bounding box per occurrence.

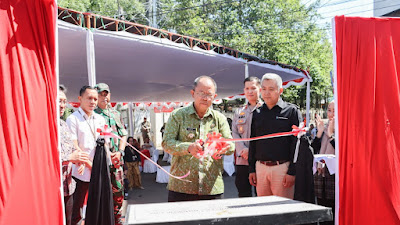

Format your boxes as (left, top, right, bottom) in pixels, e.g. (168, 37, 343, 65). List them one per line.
(95, 106, 128, 225)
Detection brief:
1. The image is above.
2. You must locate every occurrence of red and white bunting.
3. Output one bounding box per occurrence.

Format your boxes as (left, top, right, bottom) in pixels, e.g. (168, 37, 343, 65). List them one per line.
(132, 102, 192, 112)
(67, 102, 128, 110)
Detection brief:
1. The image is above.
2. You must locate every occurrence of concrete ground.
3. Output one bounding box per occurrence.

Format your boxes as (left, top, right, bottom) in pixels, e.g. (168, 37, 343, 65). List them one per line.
(126, 171, 237, 205)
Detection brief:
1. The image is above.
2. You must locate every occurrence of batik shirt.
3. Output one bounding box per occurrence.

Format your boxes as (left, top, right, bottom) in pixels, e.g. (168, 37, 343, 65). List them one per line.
(60, 119, 76, 196)
(162, 103, 234, 195)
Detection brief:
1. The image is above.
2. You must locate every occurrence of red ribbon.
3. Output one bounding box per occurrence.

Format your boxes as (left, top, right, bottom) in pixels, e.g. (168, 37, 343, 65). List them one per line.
(209, 125, 307, 143)
(97, 127, 191, 182)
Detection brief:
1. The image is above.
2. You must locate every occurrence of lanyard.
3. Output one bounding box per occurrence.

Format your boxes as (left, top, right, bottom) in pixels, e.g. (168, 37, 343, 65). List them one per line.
(78, 110, 96, 140)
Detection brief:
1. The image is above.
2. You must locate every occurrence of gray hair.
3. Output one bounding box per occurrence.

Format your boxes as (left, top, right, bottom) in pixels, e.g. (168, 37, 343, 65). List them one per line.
(193, 76, 217, 92)
(261, 73, 283, 89)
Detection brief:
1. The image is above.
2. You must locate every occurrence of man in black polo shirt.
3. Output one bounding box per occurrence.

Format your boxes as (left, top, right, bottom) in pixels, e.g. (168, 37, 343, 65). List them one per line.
(248, 73, 302, 199)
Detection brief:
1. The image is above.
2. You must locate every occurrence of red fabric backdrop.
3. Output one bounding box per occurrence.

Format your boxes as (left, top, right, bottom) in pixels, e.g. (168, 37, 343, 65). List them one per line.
(335, 16, 400, 224)
(0, 0, 61, 225)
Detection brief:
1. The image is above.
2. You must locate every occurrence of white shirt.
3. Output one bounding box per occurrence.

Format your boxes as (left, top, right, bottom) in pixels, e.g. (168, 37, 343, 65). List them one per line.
(66, 107, 106, 182)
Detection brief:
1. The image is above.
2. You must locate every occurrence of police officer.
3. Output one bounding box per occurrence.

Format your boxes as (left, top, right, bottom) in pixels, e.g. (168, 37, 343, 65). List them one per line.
(94, 83, 128, 225)
(231, 77, 262, 197)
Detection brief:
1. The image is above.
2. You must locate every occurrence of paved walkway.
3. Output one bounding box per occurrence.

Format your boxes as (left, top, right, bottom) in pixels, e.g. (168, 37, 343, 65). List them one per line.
(126, 171, 238, 205)
(125, 156, 239, 206)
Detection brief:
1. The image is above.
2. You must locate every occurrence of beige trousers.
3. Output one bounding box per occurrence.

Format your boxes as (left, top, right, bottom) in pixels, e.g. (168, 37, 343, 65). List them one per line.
(255, 161, 294, 199)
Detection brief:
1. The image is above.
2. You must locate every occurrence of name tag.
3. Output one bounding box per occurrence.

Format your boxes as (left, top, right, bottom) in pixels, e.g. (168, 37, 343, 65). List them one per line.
(186, 127, 196, 131)
(276, 116, 288, 120)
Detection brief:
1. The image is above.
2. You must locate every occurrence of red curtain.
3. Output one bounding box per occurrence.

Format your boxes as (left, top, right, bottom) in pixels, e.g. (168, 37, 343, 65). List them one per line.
(335, 16, 400, 224)
(0, 1, 61, 225)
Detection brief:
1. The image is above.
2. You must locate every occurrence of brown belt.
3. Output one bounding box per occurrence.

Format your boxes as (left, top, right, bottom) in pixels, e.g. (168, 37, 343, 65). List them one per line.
(259, 160, 288, 166)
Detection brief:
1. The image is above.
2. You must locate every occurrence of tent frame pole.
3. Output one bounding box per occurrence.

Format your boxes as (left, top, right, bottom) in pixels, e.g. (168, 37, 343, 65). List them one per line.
(306, 79, 310, 127)
(86, 30, 96, 86)
(129, 103, 134, 136)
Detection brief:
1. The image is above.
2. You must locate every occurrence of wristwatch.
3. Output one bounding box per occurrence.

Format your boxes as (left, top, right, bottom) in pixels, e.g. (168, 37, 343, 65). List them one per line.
(118, 149, 125, 157)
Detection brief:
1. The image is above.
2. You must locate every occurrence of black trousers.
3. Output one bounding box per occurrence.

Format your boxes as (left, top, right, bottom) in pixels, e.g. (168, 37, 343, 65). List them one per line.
(168, 191, 223, 202)
(71, 178, 90, 225)
(235, 165, 256, 197)
(64, 195, 73, 225)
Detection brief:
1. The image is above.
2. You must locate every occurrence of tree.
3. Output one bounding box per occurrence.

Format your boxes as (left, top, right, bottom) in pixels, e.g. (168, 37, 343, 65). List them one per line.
(58, 0, 148, 24)
(159, 0, 333, 109)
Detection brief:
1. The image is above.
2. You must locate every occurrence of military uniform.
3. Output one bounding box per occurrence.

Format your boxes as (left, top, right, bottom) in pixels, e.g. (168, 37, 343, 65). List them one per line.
(94, 106, 127, 224)
(94, 83, 128, 225)
(141, 120, 151, 141)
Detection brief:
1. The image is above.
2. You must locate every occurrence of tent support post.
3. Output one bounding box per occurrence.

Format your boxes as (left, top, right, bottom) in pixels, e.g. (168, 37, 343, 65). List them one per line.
(306, 79, 311, 127)
(129, 103, 134, 136)
(86, 30, 96, 86)
(245, 62, 249, 78)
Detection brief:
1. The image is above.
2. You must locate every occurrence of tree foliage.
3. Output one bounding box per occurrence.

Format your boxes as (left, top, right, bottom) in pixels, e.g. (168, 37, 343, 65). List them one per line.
(59, 0, 333, 108)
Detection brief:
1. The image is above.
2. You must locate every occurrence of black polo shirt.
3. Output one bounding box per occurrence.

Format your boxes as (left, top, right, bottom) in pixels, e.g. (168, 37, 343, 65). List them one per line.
(248, 99, 302, 175)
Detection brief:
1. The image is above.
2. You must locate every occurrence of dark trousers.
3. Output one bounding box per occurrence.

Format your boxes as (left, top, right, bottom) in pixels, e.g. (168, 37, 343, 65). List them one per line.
(168, 191, 223, 202)
(64, 195, 73, 225)
(71, 178, 90, 225)
(235, 165, 256, 197)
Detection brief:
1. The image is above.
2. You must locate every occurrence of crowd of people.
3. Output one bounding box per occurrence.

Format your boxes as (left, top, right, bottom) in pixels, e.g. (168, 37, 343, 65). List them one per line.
(59, 73, 336, 225)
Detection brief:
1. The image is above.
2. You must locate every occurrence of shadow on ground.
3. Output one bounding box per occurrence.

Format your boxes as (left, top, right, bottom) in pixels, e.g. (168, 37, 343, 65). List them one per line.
(127, 159, 238, 205)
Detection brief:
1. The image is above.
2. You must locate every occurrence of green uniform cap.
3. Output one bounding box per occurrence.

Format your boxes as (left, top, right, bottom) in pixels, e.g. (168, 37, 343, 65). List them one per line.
(95, 83, 110, 93)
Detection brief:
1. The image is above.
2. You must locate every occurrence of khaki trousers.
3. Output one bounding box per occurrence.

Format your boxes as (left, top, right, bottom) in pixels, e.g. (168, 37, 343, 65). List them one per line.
(255, 161, 294, 199)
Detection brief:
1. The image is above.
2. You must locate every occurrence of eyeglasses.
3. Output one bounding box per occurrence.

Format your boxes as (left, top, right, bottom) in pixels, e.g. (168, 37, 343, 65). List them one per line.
(195, 91, 215, 99)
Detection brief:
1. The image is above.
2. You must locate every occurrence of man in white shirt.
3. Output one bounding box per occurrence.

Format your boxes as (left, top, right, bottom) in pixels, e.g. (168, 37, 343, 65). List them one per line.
(66, 85, 106, 225)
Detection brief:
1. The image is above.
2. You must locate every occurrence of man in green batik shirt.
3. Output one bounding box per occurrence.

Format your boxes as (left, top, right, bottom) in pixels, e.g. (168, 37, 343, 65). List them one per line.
(94, 83, 128, 225)
(162, 76, 234, 202)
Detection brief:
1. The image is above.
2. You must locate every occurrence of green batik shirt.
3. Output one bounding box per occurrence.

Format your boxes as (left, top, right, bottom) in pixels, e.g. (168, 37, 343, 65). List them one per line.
(95, 107, 128, 152)
(162, 103, 234, 195)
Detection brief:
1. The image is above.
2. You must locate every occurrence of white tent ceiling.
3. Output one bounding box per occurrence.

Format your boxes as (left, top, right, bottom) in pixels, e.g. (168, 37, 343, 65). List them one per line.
(58, 21, 310, 102)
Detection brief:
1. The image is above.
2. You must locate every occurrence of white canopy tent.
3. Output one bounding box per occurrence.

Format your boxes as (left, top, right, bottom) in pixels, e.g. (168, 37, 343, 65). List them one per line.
(58, 8, 312, 123)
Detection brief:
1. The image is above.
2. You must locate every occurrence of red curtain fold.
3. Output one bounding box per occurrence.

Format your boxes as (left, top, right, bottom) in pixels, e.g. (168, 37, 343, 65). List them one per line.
(0, 0, 61, 225)
(335, 16, 400, 225)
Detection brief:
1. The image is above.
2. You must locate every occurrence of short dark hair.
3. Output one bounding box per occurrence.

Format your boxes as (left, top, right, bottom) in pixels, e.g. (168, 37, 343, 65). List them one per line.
(127, 136, 135, 143)
(59, 84, 67, 94)
(79, 85, 96, 96)
(193, 76, 217, 92)
(243, 76, 260, 86)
